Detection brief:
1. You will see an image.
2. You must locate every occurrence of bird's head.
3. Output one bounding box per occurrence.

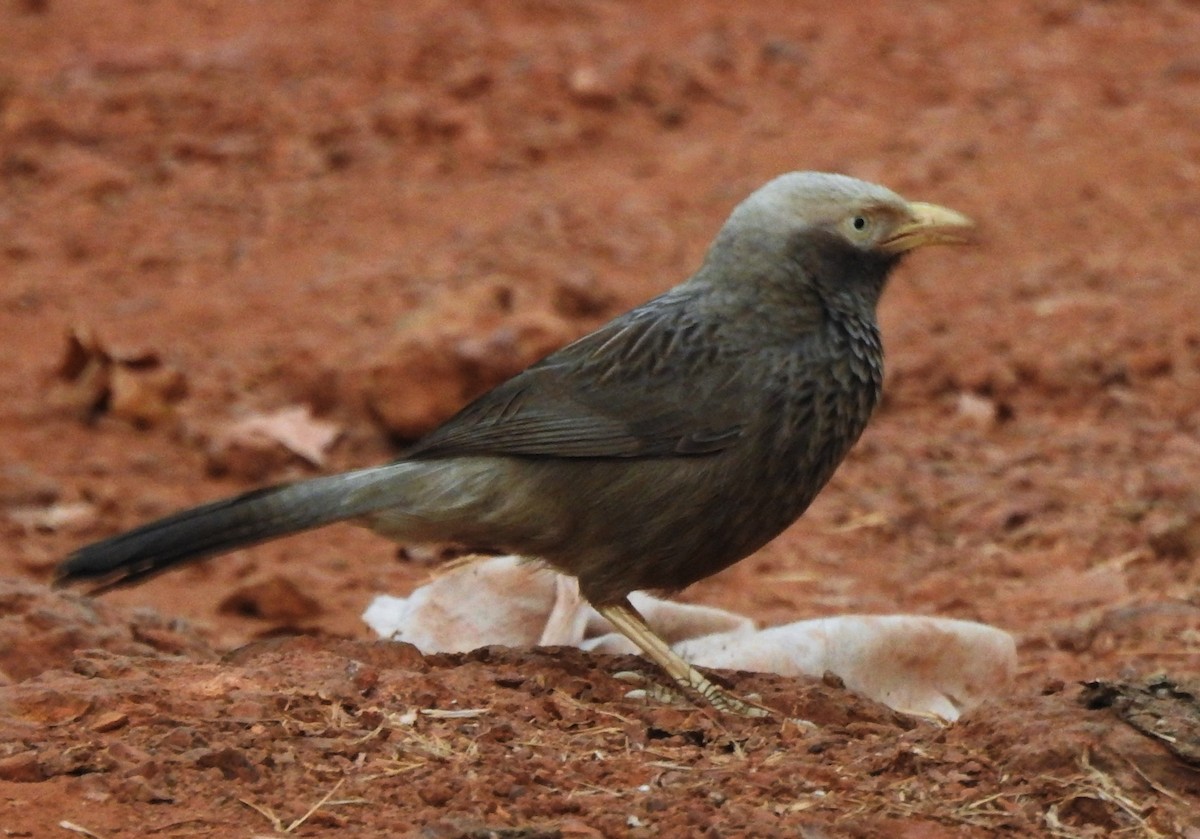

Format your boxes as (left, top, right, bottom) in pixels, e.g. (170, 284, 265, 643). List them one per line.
(705, 171, 974, 314)
(728, 171, 974, 257)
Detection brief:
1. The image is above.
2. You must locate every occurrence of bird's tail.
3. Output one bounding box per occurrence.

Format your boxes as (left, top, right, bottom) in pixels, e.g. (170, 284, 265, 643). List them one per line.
(55, 463, 419, 593)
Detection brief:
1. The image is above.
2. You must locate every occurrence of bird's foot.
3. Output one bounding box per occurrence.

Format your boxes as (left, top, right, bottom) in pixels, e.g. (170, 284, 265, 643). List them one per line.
(597, 599, 778, 718)
(613, 670, 690, 707)
(613, 669, 771, 718)
(693, 679, 772, 718)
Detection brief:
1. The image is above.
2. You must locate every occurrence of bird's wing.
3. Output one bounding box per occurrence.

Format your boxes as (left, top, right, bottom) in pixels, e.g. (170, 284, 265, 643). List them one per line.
(405, 304, 754, 460)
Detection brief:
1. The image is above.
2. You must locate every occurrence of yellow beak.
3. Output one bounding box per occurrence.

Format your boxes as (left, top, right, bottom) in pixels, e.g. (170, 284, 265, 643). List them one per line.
(880, 201, 975, 254)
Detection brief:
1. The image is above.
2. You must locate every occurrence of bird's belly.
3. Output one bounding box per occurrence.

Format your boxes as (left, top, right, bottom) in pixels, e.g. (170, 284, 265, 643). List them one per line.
(361, 423, 862, 605)
(522, 449, 839, 603)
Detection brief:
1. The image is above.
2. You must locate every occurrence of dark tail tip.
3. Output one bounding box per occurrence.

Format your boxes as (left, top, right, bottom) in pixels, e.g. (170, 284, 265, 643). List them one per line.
(53, 485, 307, 594)
(56, 466, 403, 595)
(55, 544, 185, 594)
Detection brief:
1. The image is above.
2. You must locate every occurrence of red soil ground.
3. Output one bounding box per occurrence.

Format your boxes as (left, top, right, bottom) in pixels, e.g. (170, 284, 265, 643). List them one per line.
(2, 1, 1198, 836)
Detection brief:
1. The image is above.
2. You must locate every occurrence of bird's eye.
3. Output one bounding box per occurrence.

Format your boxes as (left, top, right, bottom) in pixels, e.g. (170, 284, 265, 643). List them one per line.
(842, 213, 874, 241)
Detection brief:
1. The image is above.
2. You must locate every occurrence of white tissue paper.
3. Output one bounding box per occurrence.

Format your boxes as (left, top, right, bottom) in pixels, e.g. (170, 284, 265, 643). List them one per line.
(363, 554, 1016, 719)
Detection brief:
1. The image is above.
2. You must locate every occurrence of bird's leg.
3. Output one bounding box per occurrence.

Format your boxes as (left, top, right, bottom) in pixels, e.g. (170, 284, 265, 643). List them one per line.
(594, 597, 770, 718)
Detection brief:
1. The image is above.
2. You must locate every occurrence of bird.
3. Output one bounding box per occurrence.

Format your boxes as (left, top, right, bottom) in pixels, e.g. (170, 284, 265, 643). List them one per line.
(57, 172, 973, 716)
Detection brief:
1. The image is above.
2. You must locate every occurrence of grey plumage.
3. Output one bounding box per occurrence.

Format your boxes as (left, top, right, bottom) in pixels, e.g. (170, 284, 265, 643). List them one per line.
(57, 172, 973, 713)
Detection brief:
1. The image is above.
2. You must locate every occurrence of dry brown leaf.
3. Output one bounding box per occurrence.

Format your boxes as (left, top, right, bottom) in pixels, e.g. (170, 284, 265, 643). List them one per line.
(209, 406, 342, 472)
(50, 326, 187, 426)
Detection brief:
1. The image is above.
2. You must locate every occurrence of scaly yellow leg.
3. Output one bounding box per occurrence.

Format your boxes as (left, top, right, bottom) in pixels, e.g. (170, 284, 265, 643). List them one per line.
(595, 597, 770, 718)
